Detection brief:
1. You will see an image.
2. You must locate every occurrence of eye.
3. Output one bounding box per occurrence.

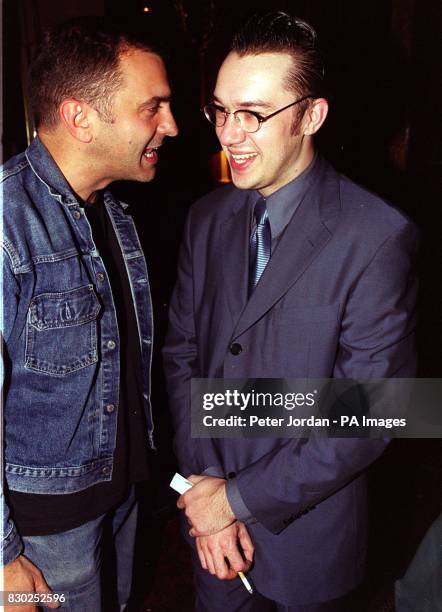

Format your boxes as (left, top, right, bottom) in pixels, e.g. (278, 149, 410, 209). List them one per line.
(236, 110, 261, 132)
(145, 104, 160, 115)
(242, 110, 262, 120)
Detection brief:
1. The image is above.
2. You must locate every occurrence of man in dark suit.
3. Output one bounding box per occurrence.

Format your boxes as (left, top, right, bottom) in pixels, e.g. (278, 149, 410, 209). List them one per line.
(163, 10, 418, 611)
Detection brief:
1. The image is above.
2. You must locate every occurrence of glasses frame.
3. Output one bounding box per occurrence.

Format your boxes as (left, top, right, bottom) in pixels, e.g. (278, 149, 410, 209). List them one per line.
(202, 95, 313, 133)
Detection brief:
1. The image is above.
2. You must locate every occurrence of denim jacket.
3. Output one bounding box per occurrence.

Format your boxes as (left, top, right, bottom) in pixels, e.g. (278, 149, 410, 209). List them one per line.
(1, 137, 154, 565)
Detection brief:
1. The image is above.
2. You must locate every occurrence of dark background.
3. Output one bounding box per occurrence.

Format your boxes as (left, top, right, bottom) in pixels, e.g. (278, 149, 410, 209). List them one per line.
(2, 1, 441, 610)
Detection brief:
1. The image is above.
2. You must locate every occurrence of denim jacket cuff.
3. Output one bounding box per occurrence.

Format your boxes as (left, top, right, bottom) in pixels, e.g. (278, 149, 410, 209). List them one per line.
(2, 519, 23, 567)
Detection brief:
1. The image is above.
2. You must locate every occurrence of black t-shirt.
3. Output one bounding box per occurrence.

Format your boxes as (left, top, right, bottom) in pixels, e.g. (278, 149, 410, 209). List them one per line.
(8, 197, 150, 535)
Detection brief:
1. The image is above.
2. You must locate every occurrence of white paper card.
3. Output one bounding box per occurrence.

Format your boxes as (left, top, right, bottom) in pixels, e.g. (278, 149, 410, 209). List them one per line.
(170, 472, 193, 494)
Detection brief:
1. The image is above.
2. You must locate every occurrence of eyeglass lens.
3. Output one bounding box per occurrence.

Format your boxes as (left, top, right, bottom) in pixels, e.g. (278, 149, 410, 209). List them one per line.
(205, 106, 260, 133)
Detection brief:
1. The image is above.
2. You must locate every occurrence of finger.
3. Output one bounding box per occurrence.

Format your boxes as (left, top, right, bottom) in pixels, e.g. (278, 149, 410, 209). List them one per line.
(33, 576, 60, 609)
(199, 540, 216, 575)
(205, 553, 216, 575)
(190, 522, 226, 537)
(238, 524, 255, 563)
(43, 598, 61, 610)
(187, 474, 205, 485)
(189, 526, 208, 537)
(223, 539, 248, 573)
(195, 538, 208, 571)
(177, 495, 185, 509)
(211, 544, 231, 579)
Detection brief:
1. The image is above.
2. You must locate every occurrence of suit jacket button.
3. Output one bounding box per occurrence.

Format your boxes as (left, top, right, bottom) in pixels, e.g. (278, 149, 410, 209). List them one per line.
(230, 343, 242, 355)
(227, 472, 236, 479)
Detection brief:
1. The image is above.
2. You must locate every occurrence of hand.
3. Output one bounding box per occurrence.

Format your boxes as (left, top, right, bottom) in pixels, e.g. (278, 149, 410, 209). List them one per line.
(3, 555, 60, 612)
(195, 521, 254, 580)
(177, 475, 235, 536)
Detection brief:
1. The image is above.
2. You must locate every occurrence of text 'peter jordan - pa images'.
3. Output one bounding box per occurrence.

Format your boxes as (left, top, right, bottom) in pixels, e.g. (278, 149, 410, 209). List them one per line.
(191, 378, 442, 438)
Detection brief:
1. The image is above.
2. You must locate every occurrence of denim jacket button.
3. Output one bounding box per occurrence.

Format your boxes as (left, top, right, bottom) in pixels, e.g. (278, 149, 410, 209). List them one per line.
(105, 404, 115, 414)
(102, 466, 111, 475)
(96, 273, 105, 283)
(106, 340, 116, 350)
(73, 210, 81, 220)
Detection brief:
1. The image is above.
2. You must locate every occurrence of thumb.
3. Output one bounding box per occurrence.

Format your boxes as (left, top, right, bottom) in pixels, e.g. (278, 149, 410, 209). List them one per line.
(33, 573, 60, 609)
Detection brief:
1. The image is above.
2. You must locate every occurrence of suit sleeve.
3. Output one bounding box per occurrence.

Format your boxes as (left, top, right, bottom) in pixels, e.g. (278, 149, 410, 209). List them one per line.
(163, 211, 202, 477)
(1, 251, 24, 565)
(227, 220, 419, 534)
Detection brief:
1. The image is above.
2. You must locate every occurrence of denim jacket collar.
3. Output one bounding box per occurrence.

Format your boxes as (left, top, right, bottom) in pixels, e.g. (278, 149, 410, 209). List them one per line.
(25, 136, 128, 210)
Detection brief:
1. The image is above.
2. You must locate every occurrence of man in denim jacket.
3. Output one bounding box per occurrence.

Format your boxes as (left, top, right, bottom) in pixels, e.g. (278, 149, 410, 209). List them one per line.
(1, 17, 177, 611)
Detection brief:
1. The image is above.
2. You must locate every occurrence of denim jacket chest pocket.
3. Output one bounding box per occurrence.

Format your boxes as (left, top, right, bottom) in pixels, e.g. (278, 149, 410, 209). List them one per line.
(25, 284, 101, 376)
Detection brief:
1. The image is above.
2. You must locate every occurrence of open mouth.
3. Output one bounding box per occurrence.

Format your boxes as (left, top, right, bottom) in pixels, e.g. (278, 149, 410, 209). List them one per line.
(143, 146, 160, 164)
(229, 152, 258, 171)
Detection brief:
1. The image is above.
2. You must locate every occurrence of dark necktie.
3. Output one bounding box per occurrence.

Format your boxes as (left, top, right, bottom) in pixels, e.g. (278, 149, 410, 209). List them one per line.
(249, 197, 271, 296)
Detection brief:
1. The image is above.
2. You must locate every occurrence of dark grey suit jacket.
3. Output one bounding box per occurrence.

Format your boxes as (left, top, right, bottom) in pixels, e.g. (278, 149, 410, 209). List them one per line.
(164, 157, 418, 605)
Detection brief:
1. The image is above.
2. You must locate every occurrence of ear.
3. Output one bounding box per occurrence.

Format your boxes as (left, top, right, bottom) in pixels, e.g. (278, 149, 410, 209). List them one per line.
(302, 98, 328, 136)
(58, 99, 94, 143)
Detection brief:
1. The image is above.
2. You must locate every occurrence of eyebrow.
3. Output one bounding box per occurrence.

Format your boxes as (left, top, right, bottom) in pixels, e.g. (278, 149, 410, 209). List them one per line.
(137, 96, 172, 111)
(212, 95, 273, 110)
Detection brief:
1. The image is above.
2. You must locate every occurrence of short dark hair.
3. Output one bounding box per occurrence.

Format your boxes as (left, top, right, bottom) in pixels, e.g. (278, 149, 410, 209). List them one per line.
(231, 10, 326, 103)
(29, 17, 162, 128)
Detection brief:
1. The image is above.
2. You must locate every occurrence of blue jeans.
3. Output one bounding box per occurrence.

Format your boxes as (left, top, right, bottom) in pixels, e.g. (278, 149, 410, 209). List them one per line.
(21, 488, 137, 611)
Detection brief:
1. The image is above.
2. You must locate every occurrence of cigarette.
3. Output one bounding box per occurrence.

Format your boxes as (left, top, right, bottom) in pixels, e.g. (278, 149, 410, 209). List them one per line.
(170, 473, 254, 595)
(238, 571, 254, 594)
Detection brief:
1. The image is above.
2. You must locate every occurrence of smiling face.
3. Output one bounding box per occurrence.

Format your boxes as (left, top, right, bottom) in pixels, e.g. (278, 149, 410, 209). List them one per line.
(214, 52, 315, 197)
(92, 48, 178, 184)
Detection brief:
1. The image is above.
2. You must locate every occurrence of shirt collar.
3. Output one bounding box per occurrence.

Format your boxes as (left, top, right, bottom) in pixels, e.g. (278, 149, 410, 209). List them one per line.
(256, 153, 319, 239)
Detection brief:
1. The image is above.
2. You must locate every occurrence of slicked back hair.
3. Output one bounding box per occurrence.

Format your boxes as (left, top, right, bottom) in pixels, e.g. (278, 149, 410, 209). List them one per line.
(231, 10, 326, 117)
(29, 17, 162, 128)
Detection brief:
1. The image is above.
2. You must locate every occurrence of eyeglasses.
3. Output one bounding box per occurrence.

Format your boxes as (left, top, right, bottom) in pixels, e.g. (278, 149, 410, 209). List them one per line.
(202, 95, 313, 133)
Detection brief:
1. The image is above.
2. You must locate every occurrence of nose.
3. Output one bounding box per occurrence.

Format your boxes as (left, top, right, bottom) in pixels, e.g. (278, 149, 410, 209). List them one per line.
(158, 106, 178, 138)
(217, 114, 247, 147)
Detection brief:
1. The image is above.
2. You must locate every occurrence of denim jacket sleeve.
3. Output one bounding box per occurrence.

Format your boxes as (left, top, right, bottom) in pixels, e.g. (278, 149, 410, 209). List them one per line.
(1, 250, 24, 566)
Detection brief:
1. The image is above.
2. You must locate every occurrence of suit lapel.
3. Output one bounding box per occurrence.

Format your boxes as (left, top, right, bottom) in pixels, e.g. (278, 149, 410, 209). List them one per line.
(232, 160, 340, 340)
(221, 192, 253, 326)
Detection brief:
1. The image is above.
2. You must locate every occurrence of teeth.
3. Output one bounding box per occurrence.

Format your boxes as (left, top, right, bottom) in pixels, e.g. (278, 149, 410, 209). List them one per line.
(144, 147, 158, 158)
(231, 153, 257, 164)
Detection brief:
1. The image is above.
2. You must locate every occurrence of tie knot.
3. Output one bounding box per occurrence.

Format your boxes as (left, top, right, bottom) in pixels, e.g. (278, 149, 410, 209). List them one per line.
(254, 198, 268, 226)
